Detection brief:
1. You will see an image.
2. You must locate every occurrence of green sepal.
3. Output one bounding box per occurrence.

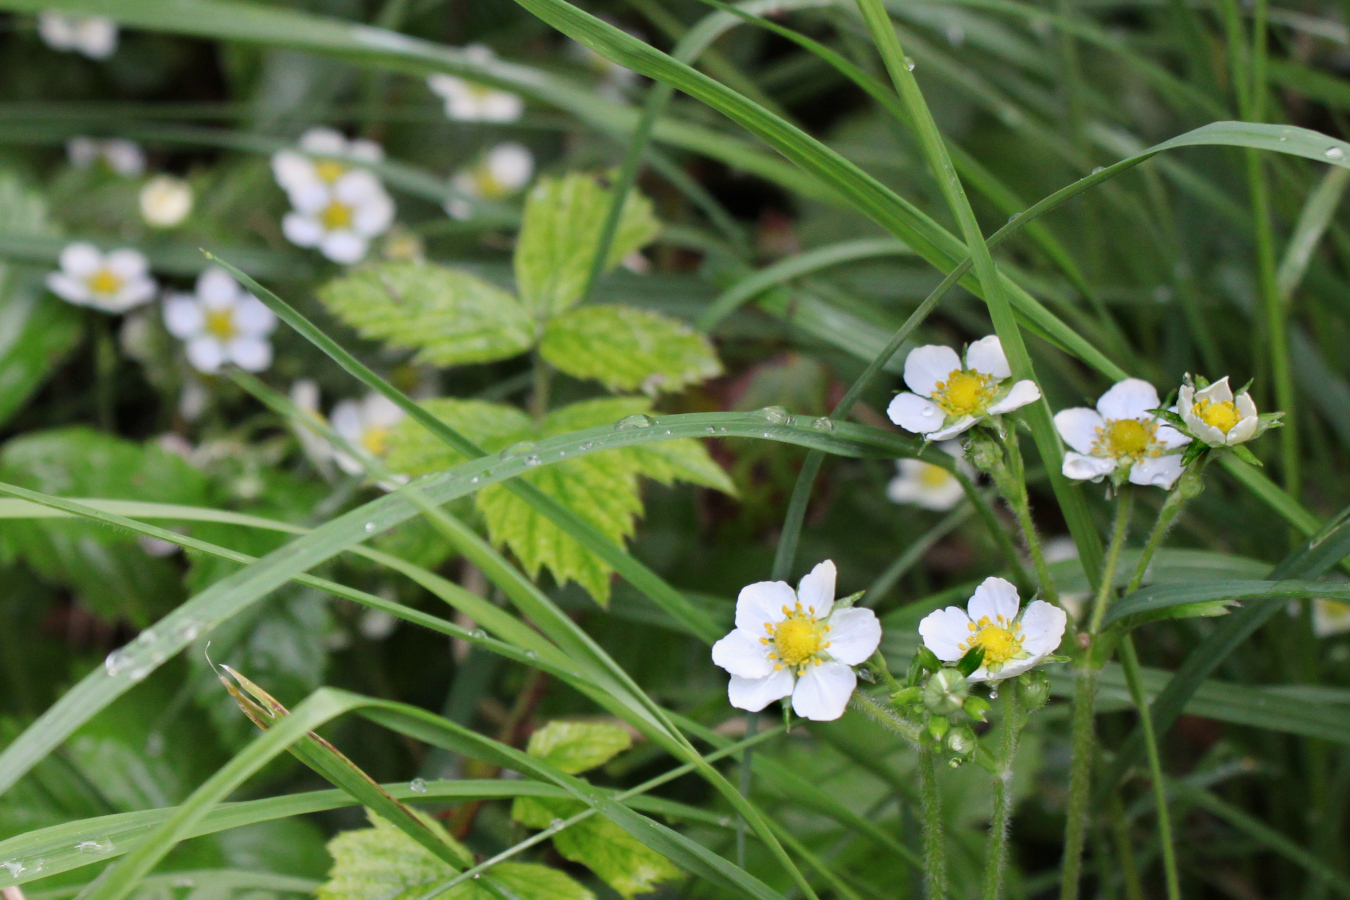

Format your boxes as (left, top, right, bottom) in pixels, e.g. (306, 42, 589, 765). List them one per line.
(1230, 443, 1263, 467)
(955, 645, 985, 678)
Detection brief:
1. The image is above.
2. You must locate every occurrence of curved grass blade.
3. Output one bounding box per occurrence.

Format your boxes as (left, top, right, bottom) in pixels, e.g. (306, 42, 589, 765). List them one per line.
(1103, 580, 1350, 629)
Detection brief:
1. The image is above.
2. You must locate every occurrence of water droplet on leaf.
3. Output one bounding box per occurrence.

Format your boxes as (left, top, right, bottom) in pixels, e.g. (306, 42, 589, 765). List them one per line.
(409, 778, 428, 794)
(1327, 146, 1346, 160)
(615, 414, 655, 430)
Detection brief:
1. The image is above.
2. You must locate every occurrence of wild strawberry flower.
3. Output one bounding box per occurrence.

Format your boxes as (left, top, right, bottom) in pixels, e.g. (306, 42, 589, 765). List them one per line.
(67, 137, 145, 177)
(887, 336, 1041, 440)
(140, 175, 193, 228)
(162, 267, 277, 373)
(918, 576, 1066, 682)
(1178, 376, 1259, 447)
(445, 143, 534, 220)
(38, 12, 117, 59)
(1313, 600, 1350, 638)
(46, 242, 156, 313)
(1054, 378, 1190, 489)
(272, 128, 395, 264)
(712, 560, 882, 721)
(331, 393, 406, 477)
(427, 45, 524, 122)
(887, 440, 971, 511)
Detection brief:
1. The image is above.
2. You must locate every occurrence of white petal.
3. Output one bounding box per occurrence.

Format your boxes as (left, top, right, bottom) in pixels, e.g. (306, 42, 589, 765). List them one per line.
(321, 232, 367, 264)
(197, 267, 239, 306)
(76, 17, 117, 58)
(282, 212, 323, 248)
(1185, 415, 1228, 447)
(299, 127, 347, 155)
(903, 344, 962, 397)
(1054, 407, 1104, 455)
(60, 241, 103, 277)
(1195, 377, 1233, 405)
(348, 138, 384, 163)
(928, 417, 979, 440)
(111, 278, 156, 311)
(796, 560, 836, 617)
(163, 295, 204, 337)
(330, 401, 364, 442)
(1235, 391, 1258, 418)
(333, 169, 382, 205)
(232, 295, 277, 336)
(825, 608, 882, 665)
(1016, 600, 1067, 658)
(47, 272, 91, 304)
(887, 392, 945, 434)
(353, 192, 395, 237)
(791, 662, 856, 721)
(988, 379, 1041, 414)
(1154, 423, 1189, 450)
(964, 335, 1011, 379)
(104, 249, 148, 281)
(918, 606, 973, 661)
(1130, 455, 1184, 489)
(485, 92, 524, 121)
(1227, 416, 1259, 444)
(227, 337, 273, 372)
(363, 393, 406, 428)
(1096, 378, 1160, 421)
(727, 669, 795, 712)
(1176, 384, 1195, 416)
(734, 581, 796, 635)
(711, 630, 774, 679)
(1062, 452, 1115, 482)
(487, 143, 534, 190)
(969, 576, 1021, 623)
(185, 337, 225, 373)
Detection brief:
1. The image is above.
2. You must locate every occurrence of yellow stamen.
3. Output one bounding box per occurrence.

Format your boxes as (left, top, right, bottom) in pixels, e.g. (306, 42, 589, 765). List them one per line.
(87, 269, 122, 296)
(315, 160, 347, 184)
(205, 309, 236, 341)
(933, 369, 997, 417)
(1194, 398, 1240, 434)
(322, 201, 353, 229)
(473, 166, 507, 199)
(958, 615, 1026, 671)
(362, 426, 390, 457)
(772, 615, 825, 667)
(918, 463, 953, 489)
(1098, 418, 1156, 458)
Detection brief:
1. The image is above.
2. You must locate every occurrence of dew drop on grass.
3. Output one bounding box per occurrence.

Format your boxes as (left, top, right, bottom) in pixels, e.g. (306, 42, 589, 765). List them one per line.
(989, 689, 999, 699)
(525, 650, 538, 660)
(579, 442, 594, 451)
(810, 417, 835, 432)
(706, 426, 716, 434)
(752, 405, 791, 425)
(905, 56, 916, 71)
(470, 629, 487, 640)
(524, 455, 541, 467)
(549, 818, 565, 830)
(1, 862, 25, 877)
(469, 475, 479, 484)
(409, 778, 428, 794)
(172, 877, 197, 889)
(615, 413, 654, 430)
(75, 840, 112, 854)
(1327, 146, 1346, 160)
(502, 440, 538, 458)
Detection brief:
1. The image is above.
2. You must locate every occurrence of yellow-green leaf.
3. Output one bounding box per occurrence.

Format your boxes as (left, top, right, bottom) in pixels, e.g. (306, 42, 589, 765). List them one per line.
(540, 306, 722, 395)
(526, 720, 633, 774)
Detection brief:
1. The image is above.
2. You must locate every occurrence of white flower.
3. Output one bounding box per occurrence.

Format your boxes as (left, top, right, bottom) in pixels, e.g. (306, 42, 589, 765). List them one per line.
(1177, 377, 1259, 447)
(1313, 600, 1350, 638)
(162, 267, 276, 373)
(38, 12, 117, 59)
(289, 380, 335, 470)
(273, 129, 394, 264)
(46, 242, 156, 313)
(330, 393, 406, 477)
(1054, 378, 1190, 489)
(445, 143, 534, 220)
(66, 137, 145, 177)
(139, 175, 193, 227)
(887, 336, 1041, 440)
(428, 45, 524, 122)
(887, 441, 971, 511)
(711, 560, 882, 722)
(918, 576, 1066, 682)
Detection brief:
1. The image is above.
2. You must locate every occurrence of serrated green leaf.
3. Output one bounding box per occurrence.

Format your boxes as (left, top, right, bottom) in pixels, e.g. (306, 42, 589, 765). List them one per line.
(515, 173, 661, 318)
(317, 262, 536, 367)
(318, 810, 592, 900)
(526, 721, 633, 774)
(385, 398, 731, 604)
(511, 796, 681, 899)
(540, 306, 722, 395)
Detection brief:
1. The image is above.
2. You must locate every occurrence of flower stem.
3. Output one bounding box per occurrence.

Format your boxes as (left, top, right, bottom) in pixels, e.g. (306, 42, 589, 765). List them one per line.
(1119, 635, 1182, 900)
(1123, 464, 1203, 595)
(920, 747, 948, 900)
(983, 683, 1022, 900)
(528, 350, 551, 423)
(997, 423, 1059, 606)
(1087, 484, 1133, 636)
(1059, 667, 1097, 900)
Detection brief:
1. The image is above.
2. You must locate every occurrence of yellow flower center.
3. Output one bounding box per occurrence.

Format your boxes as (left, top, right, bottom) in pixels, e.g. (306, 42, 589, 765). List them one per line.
(918, 464, 953, 489)
(473, 166, 507, 199)
(362, 426, 390, 457)
(315, 160, 347, 184)
(1194, 398, 1240, 434)
(205, 309, 236, 341)
(322, 201, 353, 229)
(762, 603, 831, 669)
(933, 369, 996, 417)
(959, 616, 1025, 669)
(87, 269, 122, 296)
(1100, 418, 1156, 458)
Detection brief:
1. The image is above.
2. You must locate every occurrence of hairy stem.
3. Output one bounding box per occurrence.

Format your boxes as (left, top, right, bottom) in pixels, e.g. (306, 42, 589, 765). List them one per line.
(1120, 636, 1182, 900)
(920, 747, 948, 900)
(997, 424, 1059, 606)
(983, 683, 1022, 900)
(1088, 485, 1134, 636)
(1059, 668, 1098, 900)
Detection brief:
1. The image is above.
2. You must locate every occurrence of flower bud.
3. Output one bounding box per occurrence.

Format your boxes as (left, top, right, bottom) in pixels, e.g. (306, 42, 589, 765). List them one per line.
(927, 715, 950, 741)
(922, 668, 969, 715)
(946, 726, 977, 755)
(890, 686, 923, 709)
(965, 430, 1005, 474)
(963, 694, 992, 722)
(140, 175, 192, 228)
(1019, 670, 1051, 710)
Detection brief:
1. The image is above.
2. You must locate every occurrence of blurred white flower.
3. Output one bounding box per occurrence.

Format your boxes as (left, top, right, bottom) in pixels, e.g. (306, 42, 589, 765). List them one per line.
(919, 576, 1066, 682)
(162, 267, 277, 373)
(272, 128, 394, 264)
(1055, 378, 1190, 489)
(1313, 600, 1350, 638)
(359, 608, 399, 640)
(711, 560, 882, 721)
(66, 137, 145, 177)
(887, 440, 970, 511)
(38, 12, 117, 59)
(330, 393, 406, 476)
(1178, 376, 1260, 448)
(139, 175, 193, 228)
(289, 379, 336, 471)
(427, 45, 524, 122)
(887, 336, 1041, 440)
(46, 242, 156, 313)
(178, 378, 210, 422)
(445, 143, 534, 219)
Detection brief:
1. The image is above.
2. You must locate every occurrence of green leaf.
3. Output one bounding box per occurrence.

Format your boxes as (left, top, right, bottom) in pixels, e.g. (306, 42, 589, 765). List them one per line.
(540, 305, 722, 395)
(515, 173, 661, 318)
(1103, 580, 1350, 630)
(512, 796, 682, 899)
(526, 721, 633, 775)
(317, 262, 535, 367)
(386, 398, 732, 603)
(319, 810, 593, 900)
